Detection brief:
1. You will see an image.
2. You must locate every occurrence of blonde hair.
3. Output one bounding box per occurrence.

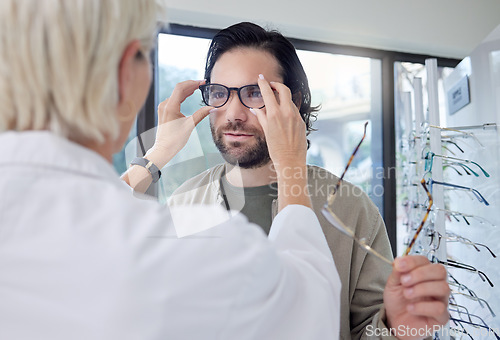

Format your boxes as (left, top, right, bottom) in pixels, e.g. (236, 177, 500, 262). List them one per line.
(0, 0, 167, 144)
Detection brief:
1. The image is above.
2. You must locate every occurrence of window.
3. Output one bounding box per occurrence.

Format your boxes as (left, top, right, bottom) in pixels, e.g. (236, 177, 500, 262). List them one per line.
(298, 51, 383, 212)
(156, 34, 223, 201)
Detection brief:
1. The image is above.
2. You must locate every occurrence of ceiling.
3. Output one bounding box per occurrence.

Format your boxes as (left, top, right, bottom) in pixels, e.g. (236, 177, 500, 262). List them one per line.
(164, 0, 500, 60)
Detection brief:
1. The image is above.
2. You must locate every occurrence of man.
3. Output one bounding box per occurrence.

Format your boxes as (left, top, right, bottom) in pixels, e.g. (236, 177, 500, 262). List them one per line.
(126, 22, 449, 339)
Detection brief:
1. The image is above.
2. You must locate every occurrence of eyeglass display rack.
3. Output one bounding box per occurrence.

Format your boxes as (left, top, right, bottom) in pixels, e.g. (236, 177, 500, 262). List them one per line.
(396, 56, 499, 339)
(440, 31, 500, 337)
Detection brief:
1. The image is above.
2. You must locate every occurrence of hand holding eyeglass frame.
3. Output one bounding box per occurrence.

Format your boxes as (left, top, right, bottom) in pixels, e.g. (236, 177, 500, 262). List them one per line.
(321, 122, 434, 265)
(330, 122, 450, 333)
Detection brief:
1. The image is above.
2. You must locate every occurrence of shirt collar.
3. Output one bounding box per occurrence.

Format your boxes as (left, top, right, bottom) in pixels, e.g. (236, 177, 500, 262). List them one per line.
(0, 131, 122, 184)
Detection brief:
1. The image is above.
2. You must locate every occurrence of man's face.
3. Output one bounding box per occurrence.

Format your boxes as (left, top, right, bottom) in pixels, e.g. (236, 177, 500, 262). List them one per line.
(209, 48, 283, 169)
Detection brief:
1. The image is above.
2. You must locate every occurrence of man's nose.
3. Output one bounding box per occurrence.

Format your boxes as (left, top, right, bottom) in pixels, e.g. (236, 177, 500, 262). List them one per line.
(224, 92, 249, 122)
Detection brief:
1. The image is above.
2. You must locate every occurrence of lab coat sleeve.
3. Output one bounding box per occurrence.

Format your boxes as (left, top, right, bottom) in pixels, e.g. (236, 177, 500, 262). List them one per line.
(219, 204, 341, 340)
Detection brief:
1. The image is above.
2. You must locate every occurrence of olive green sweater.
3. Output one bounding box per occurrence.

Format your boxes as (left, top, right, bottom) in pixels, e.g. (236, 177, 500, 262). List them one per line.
(169, 164, 396, 339)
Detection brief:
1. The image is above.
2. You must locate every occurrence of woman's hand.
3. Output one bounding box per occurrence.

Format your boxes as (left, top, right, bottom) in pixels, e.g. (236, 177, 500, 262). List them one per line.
(122, 80, 211, 193)
(251, 74, 311, 211)
(251, 75, 307, 171)
(148, 80, 212, 166)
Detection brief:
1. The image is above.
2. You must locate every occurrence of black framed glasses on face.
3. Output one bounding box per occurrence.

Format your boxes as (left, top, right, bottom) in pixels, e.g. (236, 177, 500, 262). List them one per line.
(321, 122, 393, 265)
(199, 83, 265, 109)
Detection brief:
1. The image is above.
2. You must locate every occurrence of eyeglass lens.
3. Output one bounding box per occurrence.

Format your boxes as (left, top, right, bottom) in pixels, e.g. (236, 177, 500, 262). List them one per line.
(200, 84, 264, 109)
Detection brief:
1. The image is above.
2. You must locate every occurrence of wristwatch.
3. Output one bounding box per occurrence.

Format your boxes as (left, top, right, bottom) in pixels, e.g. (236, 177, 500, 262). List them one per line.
(130, 157, 162, 183)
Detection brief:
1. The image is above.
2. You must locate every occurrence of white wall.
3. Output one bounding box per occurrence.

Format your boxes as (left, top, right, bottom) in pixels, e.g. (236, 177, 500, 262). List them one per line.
(164, 0, 500, 59)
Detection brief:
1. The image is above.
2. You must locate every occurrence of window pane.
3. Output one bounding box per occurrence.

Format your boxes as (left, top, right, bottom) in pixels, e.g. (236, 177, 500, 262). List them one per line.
(157, 34, 223, 202)
(298, 50, 383, 214)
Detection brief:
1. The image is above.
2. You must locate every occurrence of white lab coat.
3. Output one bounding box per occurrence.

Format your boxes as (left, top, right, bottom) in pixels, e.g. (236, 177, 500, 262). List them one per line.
(0, 131, 340, 340)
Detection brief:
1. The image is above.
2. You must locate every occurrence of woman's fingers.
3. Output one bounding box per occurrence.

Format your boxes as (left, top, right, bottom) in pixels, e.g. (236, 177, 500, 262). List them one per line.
(168, 80, 204, 106)
(159, 80, 205, 123)
(257, 75, 279, 114)
(154, 80, 211, 153)
(191, 106, 212, 126)
(251, 107, 268, 134)
(254, 75, 306, 168)
(268, 81, 293, 110)
(258, 75, 299, 120)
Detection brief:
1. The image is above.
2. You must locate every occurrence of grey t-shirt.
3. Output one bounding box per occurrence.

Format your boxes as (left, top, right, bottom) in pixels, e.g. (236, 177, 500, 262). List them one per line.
(220, 176, 277, 235)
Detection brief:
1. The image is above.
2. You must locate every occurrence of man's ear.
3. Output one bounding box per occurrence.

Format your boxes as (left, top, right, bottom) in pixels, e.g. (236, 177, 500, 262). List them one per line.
(292, 91, 302, 110)
(118, 40, 142, 104)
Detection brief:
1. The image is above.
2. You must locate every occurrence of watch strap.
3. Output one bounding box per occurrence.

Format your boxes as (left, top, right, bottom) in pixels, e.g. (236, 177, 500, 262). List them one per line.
(130, 157, 161, 183)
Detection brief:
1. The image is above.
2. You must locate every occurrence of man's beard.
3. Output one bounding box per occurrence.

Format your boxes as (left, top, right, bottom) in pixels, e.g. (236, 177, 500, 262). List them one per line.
(211, 121, 271, 169)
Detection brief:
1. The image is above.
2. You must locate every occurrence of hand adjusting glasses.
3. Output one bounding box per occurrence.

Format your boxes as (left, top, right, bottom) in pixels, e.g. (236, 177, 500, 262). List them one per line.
(321, 122, 393, 265)
(200, 83, 265, 109)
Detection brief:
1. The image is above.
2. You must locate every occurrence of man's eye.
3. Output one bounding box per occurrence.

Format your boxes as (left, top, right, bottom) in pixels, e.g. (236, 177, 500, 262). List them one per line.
(246, 89, 262, 98)
(211, 91, 226, 99)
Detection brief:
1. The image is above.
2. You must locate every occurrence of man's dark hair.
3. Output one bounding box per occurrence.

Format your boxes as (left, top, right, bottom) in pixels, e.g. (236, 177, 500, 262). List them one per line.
(204, 22, 319, 141)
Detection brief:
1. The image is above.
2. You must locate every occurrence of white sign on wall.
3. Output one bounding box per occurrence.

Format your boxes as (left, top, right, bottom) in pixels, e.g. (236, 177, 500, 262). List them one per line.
(447, 75, 470, 115)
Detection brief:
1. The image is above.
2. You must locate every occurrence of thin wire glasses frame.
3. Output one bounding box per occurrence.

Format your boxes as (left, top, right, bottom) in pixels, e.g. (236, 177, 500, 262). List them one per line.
(448, 272, 491, 311)
(433, 207, 496, 226)
(426, 124, 485, 148)
(450, 317, 500, 340)
(427, 230, 497, 258)
(450, 290, 496, 317)
(426, 178, 490, 206)
(424, 151, 490, 177)
(449, 302, 474, 323)
(443, 161, 480, 177)
(431, 256, 494, 287)
(321, 122, 393, 265)
(445, 231, 497, 258)
(449, 306, 497, 334)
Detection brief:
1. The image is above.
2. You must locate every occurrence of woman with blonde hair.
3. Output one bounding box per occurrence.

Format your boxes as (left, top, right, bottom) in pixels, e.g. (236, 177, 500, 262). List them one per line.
(0, 1, 342, 339)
